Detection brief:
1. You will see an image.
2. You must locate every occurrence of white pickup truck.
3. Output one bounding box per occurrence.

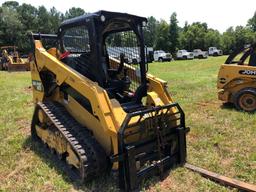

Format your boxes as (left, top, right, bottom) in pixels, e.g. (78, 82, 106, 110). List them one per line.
(153, 50, 172, 62)
(208, 47, 223, 56)
(193, 49, 208, 59)
(176, 50, 194, 60)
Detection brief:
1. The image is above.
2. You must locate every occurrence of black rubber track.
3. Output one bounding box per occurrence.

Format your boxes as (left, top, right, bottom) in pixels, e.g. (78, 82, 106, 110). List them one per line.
(31, 101, 109, 181)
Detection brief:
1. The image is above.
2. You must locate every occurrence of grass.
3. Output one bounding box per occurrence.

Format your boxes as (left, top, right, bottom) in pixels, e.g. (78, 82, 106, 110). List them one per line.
(0, 56, 255, 191)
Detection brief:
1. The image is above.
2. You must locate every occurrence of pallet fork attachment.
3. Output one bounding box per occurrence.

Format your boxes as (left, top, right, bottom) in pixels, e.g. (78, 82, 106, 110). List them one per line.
(111, 103, 189, 191)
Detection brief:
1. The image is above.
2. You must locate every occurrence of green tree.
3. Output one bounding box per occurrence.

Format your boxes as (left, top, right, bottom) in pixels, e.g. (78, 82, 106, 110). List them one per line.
(2, 1, 19, 9)
(221, 26, 255, 54)
(16, 4, 38, 52)
(144, 16, 157, 47)
(179, 22, 207, 50)
(169, 12, 179, 54)
(248, 11, 256, 32)
(233, 26, 255, 48)
(204, 29, 221, 50)
(49, 7, 61, 33)
(0, 6, 23, 46)
(37, 6, 52, 33)
(221, 27, 236, 54)
(183, 21, 189, 32)
(154, 20, 170, 51)
(17, 3, 37, 31)
(65, 7, 85, 19)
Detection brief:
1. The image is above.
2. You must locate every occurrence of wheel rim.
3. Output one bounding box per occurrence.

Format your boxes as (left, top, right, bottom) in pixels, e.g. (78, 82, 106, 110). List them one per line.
(239, 93, 256, 111)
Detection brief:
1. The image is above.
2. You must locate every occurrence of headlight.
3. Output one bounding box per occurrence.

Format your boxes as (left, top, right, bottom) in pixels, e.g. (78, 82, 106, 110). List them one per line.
(100, 15, 105, 22)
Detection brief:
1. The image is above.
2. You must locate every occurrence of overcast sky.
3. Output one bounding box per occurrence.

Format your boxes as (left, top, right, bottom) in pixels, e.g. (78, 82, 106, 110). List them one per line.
(1, 0, 255, 32)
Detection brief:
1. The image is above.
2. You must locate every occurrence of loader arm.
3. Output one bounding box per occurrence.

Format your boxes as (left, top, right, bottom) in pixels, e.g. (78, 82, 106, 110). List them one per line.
(32, 40, 124, 156)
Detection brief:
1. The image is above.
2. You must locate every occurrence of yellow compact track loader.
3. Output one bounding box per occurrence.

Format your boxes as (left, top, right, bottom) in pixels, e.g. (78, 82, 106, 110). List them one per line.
(30, 10, 189, 191)
(217, 43, 256, 112)
(0, 46, 30, 71)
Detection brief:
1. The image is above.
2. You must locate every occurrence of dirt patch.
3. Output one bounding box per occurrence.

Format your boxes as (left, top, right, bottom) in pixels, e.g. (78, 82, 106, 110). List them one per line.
(23, 86, 32, 94)
(41, 181, 55, 192)
(189, 110, 216, 125)
(16, 118, 30, 136)
(1, 151, 34, 185)
(221, 157, 234, 167)
(195, 100, 222, 108)
(146, 174, 198, 192)
(6, 164, 31, 180)
(157, 179, 174, 191)
(188, 133, 199, 143)
(0, 170, 9, 181)
(23, 100, 33, 107)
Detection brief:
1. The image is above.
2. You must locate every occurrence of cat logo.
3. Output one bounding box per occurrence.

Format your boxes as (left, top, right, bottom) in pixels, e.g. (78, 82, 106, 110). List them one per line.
(32, 80, 44, 92)
(239, 70, 256, 76)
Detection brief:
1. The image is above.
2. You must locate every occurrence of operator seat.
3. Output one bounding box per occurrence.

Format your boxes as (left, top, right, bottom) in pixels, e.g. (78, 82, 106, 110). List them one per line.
(104, 53, 133, 103)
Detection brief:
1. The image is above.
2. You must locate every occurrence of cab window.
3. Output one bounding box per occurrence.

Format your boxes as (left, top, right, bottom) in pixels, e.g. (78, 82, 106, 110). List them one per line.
(62, 25, 90, 53)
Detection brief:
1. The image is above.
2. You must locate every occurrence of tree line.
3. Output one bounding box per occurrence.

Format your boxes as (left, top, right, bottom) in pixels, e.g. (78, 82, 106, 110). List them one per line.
(0, 1, 85, 53)
(0, 1, 255, 55)
(144, 12, 256, 55)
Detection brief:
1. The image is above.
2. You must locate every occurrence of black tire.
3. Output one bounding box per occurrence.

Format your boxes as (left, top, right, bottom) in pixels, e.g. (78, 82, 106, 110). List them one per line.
(213, 52, 218, 57)
(183, 56, 187, 60)
(234, 88, 256, 112)
(158, 57, 163, 62)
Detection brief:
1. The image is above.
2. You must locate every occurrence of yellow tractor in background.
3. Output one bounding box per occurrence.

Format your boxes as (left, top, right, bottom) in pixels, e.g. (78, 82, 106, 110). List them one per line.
(0, 46, 30, 71)
(217, 43, 256, 112)
(29, 10, 189, 191)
